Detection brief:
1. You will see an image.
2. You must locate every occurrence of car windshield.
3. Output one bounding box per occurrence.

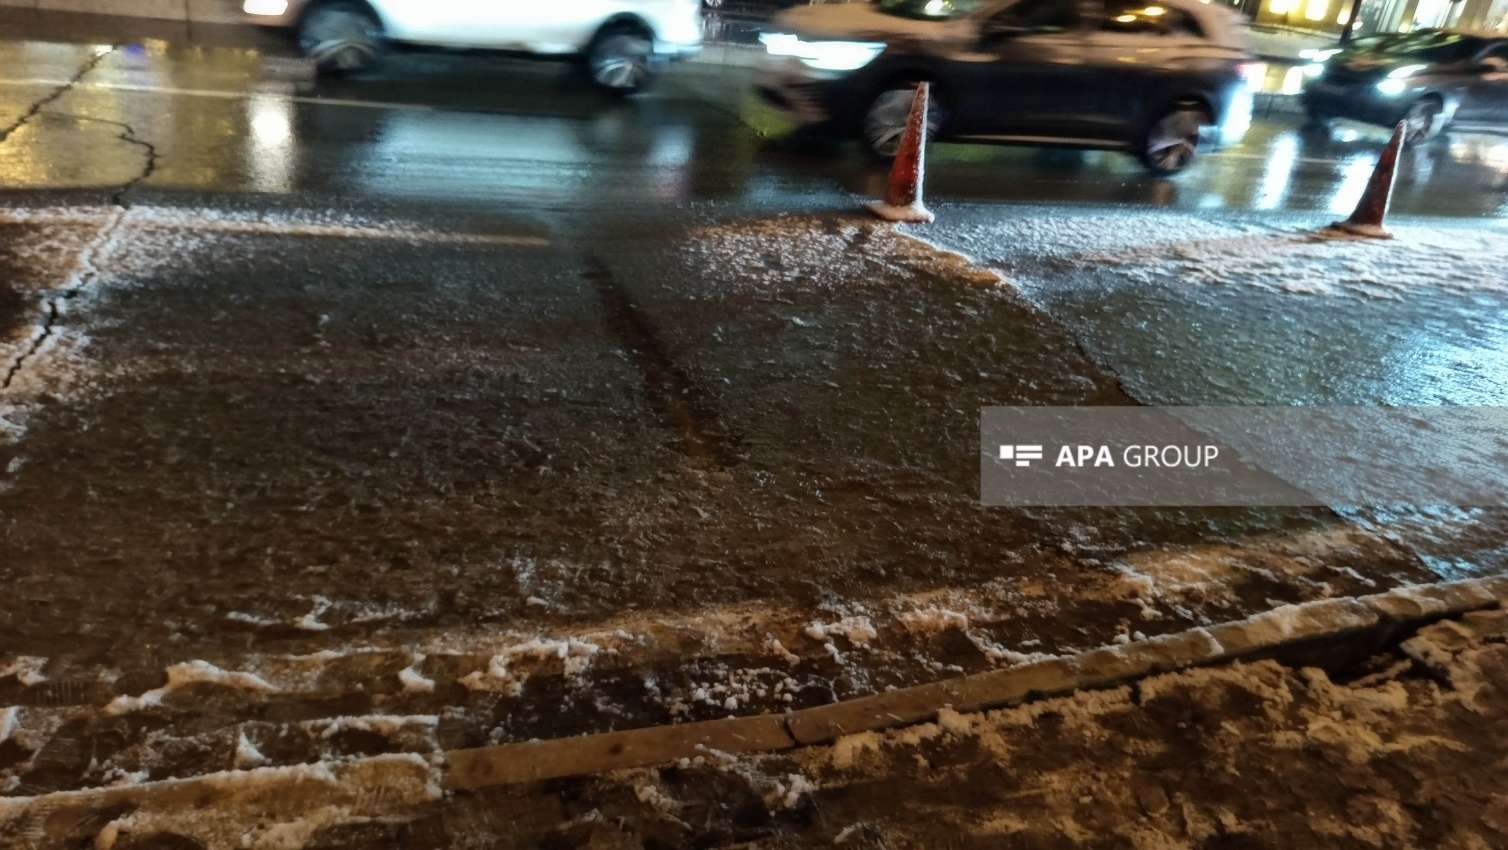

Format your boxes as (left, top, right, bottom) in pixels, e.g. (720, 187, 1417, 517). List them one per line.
(876, 0, 985, 20)
(1375, 31, 1485, 62)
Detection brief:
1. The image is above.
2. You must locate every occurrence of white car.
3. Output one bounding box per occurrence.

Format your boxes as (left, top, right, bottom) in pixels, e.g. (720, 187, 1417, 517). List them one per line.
(242, 0, 704, 92)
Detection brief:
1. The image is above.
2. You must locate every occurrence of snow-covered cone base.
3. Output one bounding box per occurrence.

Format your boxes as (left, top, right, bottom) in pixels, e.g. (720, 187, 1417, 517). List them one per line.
(868, 201, 935, 224)
(1327, 220, 1393, 240)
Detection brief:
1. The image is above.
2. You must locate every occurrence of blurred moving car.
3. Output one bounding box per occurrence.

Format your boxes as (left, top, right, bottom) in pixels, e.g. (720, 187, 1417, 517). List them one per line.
(1302, 30, 1508, 144)
(242, 0, 703, 92)
(755, 0, 1256, 174)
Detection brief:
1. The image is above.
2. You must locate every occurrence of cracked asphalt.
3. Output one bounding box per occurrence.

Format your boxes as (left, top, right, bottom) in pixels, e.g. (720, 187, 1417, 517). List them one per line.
(0, 10, 1506, 810)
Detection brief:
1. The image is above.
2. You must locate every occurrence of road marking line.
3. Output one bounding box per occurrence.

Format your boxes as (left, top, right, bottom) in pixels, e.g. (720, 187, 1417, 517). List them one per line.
(0, 76, 440, 113)
(130, 217, 550, 247)
(0, 206, 549, 247)
(1214, 150, 1342, 166)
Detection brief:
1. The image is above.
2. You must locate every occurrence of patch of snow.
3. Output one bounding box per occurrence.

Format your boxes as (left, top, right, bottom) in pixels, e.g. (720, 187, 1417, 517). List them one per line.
(0, 656, 48, 686)
(310, 714, 438, 740)
(235, 730, 269, 769)
(634, 781, 683, 812)
(226, 611, 279, 627)
(897, 607, 970, 635)
(830, 731, 883, 770)
(967, 632, 1061, 667)
(766, 637, 801, 667)
(772, 772, 817, 809)
(397, 656, 436, 693)
(936, 707, 974, 736)
(104, 660, 278, 715)
(459, 637, 602, 695)
(0, 707, 18, 745)
(295, 595, 333, 631)
(805, 616, 878, 647)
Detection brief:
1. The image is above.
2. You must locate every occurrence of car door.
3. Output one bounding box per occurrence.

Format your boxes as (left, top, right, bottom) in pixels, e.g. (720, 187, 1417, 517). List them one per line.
(1458, 41, 1508, 125)
(372, 0, 553, 49)
(949, 0, 1099, 137)
(507, 0, 626, 54)
(1076, 0, 1209, 137)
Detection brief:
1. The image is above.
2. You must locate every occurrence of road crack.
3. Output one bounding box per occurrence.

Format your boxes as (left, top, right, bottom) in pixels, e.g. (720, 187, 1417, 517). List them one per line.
(584, 255, 739, 467)
(0, 45, 117, 146)
(46, 112, 162, 206)
(1, 208, 128, 392)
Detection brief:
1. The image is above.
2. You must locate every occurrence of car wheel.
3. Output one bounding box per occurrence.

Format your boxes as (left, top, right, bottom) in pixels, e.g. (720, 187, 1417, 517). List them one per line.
(589, 28, 657, 95)
(1402, 98, 1441, 144)
(1139, 106, 1207, 176)
(862, 85, 944, 159)
(298, 3, 382, 76)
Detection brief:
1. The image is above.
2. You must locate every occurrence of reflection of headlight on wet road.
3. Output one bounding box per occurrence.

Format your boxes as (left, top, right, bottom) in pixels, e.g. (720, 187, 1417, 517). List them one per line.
(1221, 88, 1253, 143)
(759, 33, 884, 72)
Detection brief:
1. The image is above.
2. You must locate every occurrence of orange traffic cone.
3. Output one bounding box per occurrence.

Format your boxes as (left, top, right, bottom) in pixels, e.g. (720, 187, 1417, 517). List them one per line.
(1330, 121, 1406, 239)
(868, 83, 934, 224)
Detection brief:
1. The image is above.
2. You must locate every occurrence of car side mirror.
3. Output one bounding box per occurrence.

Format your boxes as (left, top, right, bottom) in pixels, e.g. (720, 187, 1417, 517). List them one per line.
(1478, 56, 1508, 74)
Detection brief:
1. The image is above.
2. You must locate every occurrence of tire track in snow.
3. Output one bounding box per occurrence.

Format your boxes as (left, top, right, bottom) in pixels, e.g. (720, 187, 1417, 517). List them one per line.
(584, 254, 739, 467)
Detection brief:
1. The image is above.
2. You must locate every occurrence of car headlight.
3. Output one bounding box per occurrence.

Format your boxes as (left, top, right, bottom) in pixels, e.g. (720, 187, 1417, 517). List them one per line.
(759, 33, 885, 72)
(1299, 48, 1340, 61)
(1374, 65, 1428, 97)
(243, 0, 288, 15)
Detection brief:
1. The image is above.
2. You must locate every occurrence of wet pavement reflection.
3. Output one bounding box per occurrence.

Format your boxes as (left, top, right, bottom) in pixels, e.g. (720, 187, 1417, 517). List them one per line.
(0, 33, 1505, 219)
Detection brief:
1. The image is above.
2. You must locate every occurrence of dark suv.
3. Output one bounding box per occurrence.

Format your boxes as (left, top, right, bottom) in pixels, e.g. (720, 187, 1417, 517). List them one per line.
(1302, 30, 1508, 144)
(755, 0, 1257, 174)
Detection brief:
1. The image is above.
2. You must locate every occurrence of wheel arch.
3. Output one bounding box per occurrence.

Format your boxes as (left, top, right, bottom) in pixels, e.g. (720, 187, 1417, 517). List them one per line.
(296, 0, 387, 34)
(590, 13, 657, 47)
(856, 66, 955, 131)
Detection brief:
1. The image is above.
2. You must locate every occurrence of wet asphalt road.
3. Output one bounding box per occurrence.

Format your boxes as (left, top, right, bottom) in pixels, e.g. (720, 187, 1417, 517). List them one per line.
(0, 14, 1506, 795)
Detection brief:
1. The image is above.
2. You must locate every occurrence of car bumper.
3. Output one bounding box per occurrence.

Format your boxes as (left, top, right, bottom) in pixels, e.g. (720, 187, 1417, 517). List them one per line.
(753, 55, 861, 127)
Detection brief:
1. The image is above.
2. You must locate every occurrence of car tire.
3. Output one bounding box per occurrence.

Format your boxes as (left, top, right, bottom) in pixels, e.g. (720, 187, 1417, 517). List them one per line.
(1138, 105, 1207, 176)
(298, 3, 382, 76)
(588, 26, 658, 95)
(1303, 106, 1331, 127)
(1402, 97, 1442, 144)
(861, 85, 944, 159)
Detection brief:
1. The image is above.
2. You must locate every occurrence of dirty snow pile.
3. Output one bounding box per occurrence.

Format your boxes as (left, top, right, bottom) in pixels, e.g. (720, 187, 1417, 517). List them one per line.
(536, 609, 1508, 850)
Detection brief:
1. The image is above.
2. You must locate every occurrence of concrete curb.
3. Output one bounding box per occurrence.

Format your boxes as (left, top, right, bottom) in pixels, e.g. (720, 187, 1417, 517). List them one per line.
(447, 714, 795, 791)
(445, 575, 1506, 788)
(1, 577, 1502, 814)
